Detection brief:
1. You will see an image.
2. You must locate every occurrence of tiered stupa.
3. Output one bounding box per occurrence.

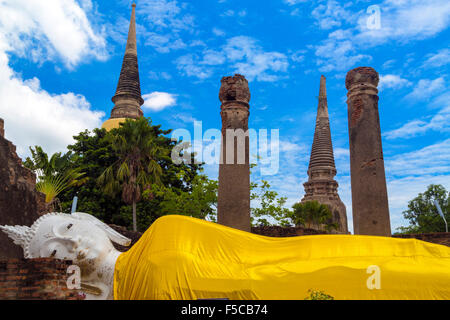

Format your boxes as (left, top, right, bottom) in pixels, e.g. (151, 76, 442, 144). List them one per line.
(301, 75, 348, 233)
(102, 3, 144, 131)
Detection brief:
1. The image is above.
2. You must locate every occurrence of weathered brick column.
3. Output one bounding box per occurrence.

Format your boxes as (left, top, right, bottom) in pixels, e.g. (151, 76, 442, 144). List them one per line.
(345, 67, 391, 236)
(217, 74, 251, 232)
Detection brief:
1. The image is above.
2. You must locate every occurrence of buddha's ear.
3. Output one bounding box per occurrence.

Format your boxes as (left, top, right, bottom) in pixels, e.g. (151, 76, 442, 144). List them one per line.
(72, 212, 131, 247)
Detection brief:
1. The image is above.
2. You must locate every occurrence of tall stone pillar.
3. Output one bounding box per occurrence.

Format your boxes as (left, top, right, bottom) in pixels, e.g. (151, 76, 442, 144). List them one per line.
(217, 74, 251, 232)
(345, 67, 391, 236)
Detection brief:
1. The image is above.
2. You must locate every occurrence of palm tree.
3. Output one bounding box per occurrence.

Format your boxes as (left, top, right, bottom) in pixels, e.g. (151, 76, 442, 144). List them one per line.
(24, 146, 86, 209)
(291, 200, 334, 230)
(36, 169, 86, 204)
(97, 118, 165, 231)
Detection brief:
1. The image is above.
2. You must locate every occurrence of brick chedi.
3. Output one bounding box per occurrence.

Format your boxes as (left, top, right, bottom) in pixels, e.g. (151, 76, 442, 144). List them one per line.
(217, 74, 251, 232)
(301, 76, 348, 233)
(345, 67, 391, 236)
(102, 3, 144, 131)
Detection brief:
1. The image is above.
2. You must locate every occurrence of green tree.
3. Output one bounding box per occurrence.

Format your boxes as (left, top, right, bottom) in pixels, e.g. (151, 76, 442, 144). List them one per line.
(396, 184, 450, 234)
(250, 180, 292, 227)
(152, 171, 218, 221)
(59, 123, 203, 230)
(26, 120, 204, 231)
(97, 118, 165, 231)
(23, 146, 86, 208)
(290, 200, 336, 231)
(24, 146, 76, 177)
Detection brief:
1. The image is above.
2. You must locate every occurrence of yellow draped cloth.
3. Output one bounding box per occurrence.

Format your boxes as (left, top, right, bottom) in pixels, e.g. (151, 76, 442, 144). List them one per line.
(114, 215, 450, 300)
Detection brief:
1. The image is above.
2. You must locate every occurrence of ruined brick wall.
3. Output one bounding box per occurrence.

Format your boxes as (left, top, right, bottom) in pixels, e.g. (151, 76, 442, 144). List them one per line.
(252, 226, 328, 237)
(0, 258, 84, 300)
(0, 119, 47, 259)
(393, 233, 450, 247)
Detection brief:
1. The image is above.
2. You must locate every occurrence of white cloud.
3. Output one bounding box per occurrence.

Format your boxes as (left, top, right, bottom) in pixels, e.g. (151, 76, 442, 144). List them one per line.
(201, 50, 226, 65)
(313, 29, 371, 72)
(137, 0, 195, 31)
(175, 36, 289, 82)
(313, 0, 450, 72)
(212, 28, 225, 37)
(171, 113, 199, 125)
(379, 74, 412, 90)
(0, 0, 107, 68)
(148, 71, 172, 80)
(384, 105, 450, 139)
(384, 80, 449, 140)
(0, 0, 106, 157)
(283, 0, 308, 5)
(384, 139, 450, 230)
(144, 32, 187, 53)
(386, 139, 450, 176)
(224, 36, 289, 82)
(405, 77, 445, 101)
(422, 48, 450, 68)
(0, 65, 103, 156)
(355, 0, 450, 43)
(382, 59, 396, 69)
(142, 92, 177, 111)
(386, 174, 450, 231)
(311, 0, 353, 30)
(134, 0, 195, 53)
(175, 53, 214, 79)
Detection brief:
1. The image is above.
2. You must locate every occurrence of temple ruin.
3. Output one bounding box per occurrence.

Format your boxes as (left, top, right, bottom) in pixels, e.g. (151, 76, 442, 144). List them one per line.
(217, 74, 251, 232)
(345, 67, 391, 236)
(102, 3, 144, 131)
(301, 76, 348, 233)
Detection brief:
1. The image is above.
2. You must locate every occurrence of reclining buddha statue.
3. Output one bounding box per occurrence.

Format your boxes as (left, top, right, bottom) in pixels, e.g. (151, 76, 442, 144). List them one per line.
(1, 212, 450, 300)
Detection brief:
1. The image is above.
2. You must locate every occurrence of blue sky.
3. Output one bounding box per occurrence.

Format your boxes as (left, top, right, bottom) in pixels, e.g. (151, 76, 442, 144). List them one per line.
(0, 0, 449, 233)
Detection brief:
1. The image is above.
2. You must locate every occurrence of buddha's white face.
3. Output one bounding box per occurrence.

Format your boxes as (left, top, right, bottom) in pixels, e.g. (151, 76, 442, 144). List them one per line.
(1, 212, 131, 300)
(29, 215, 114, 276)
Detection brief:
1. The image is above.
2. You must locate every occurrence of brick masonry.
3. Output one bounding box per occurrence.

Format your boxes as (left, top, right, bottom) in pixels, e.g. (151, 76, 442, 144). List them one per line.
(393, 233, 450, 247)
(0, 119, 47, 259)
(0, 258, 84, 300)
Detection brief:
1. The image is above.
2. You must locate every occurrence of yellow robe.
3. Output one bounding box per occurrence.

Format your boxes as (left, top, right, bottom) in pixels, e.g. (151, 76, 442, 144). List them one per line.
(114, 215, 450, 300)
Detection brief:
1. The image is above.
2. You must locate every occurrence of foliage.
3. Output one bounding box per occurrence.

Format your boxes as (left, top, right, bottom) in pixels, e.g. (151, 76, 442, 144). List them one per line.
(56, 119, 203, 231)
(97, 118, 165, 231)
(396, 184, 449, 234)
(304, 289, 334, 300)
(151, 171, 218, 222)
(24, 146, 86, 205)
(250, 180, 292, 227)
(24, 146, 77, 177)
(290, 200, 337, 231)
(36, 169, 86, 203)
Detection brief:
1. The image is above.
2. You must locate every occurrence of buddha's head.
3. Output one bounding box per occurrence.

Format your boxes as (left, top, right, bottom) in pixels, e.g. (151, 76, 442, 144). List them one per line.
(0, 212, 131, 276)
